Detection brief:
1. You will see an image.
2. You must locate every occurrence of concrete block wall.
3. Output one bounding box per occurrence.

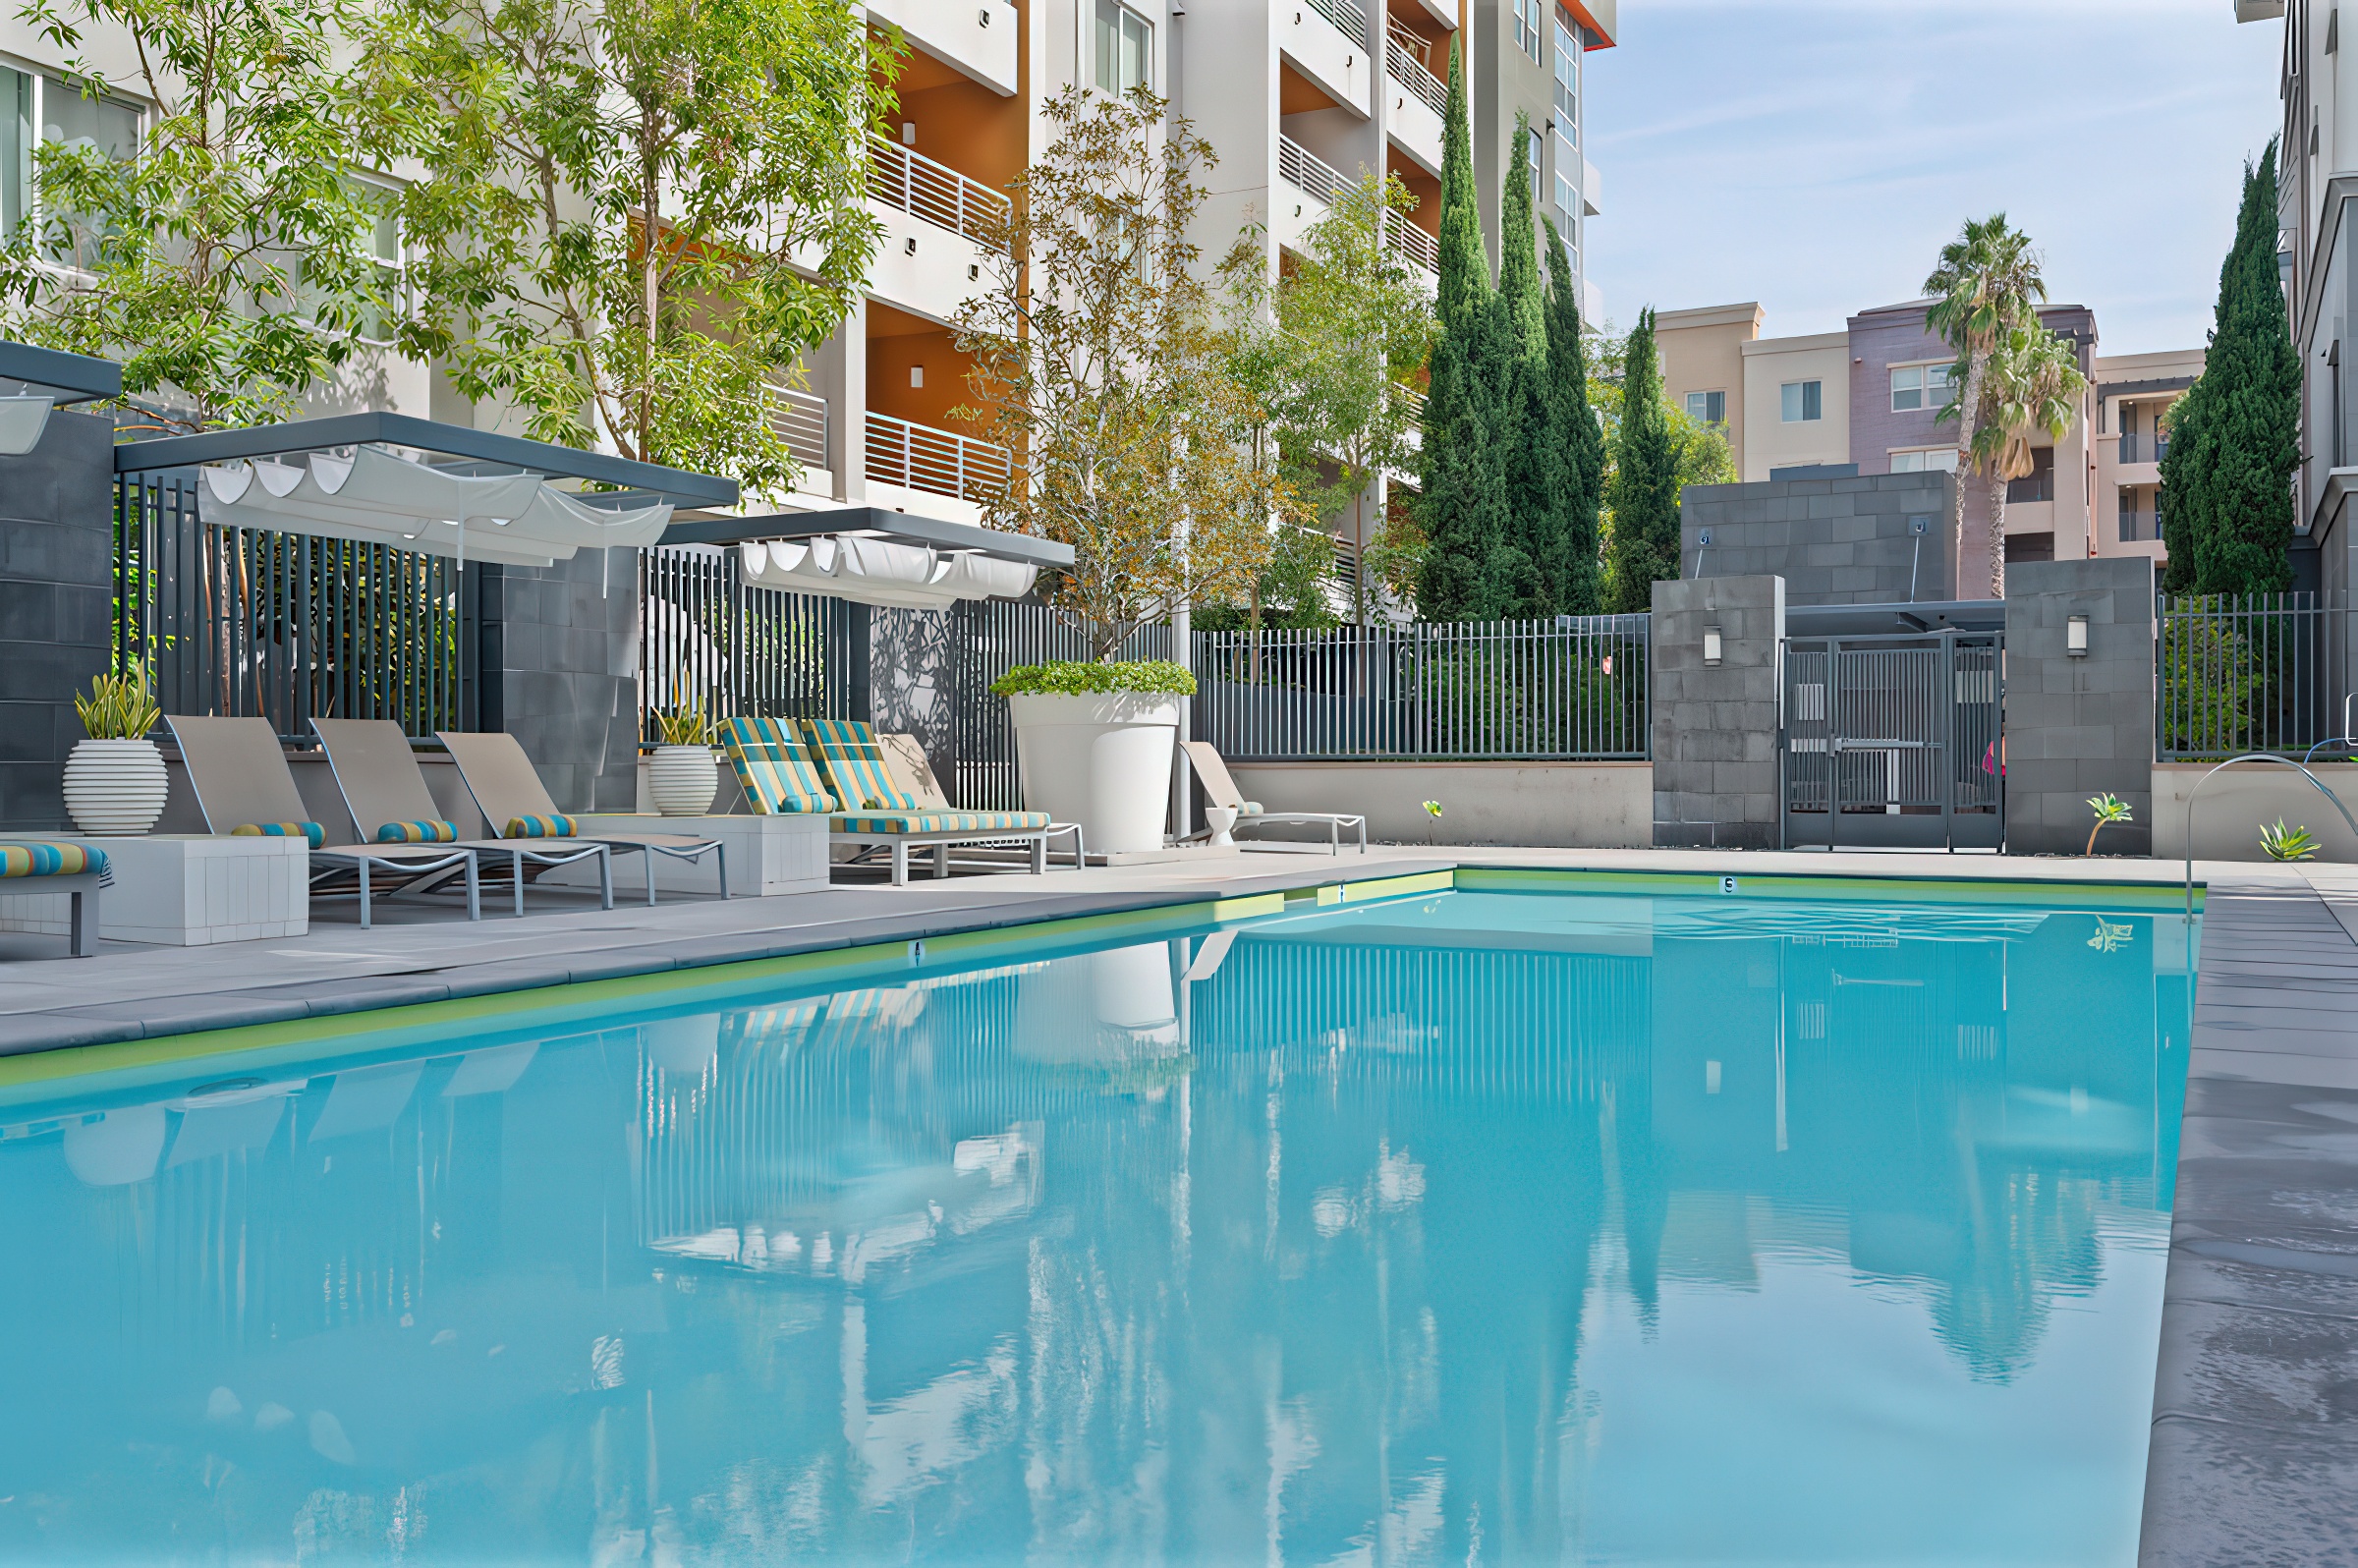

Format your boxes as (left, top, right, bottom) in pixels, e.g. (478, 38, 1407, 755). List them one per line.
(1651, 574, 1784, 848)
(1679, 472, 1953, 604)
(2001, 557, 2156, 856)
(0, 409, 115, 833)
(492, 547, 644, 812)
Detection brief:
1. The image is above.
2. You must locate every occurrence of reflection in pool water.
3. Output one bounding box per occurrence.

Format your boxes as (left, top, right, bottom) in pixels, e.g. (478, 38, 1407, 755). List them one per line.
(0, 890, 2192, 1565)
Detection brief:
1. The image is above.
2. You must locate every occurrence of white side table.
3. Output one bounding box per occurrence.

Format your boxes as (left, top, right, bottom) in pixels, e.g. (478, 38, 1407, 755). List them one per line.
(0, 833, 308, 946)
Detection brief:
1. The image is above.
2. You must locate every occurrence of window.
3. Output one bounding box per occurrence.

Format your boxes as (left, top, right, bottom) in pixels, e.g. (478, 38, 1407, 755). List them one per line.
(1095, 0, 1151, 94)
(25, 71, 140, 268)
(1527, 122, 1544, 203)
(1888, 361, 1955, 413)
(1685, 390, 1725, 425)
(1888, 448, 1958, 474)
(2004, 446, 2055, 503)
(1513, 0, 1544, 62)
(1551, 129, 1578, 232)
(1551, 17, 1579, 141)
(1780, 379, 1822, 422)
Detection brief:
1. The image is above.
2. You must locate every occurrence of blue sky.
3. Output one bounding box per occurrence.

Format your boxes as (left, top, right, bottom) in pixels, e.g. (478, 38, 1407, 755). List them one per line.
(1585, 0, 2286, 356)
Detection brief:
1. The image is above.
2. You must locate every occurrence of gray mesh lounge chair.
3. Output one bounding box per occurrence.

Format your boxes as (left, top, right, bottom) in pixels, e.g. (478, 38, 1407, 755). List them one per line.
(166, 715, 482, 928)
(1181, 740, 1367, 854)
(310, 718, 628, 919)
(433, 731, 724, 905)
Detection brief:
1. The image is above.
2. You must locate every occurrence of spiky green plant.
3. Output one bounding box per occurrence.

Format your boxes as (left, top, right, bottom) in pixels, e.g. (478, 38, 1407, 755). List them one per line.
(2261, 818, 2321, 863)
(2085, 792, 2133, 856)
(75, 659, 161, 741)
(652, 691, 713, 747)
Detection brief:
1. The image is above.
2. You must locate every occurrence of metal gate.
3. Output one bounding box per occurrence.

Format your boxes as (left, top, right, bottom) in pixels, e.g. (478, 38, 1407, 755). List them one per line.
(1781, 630, 2003, 851)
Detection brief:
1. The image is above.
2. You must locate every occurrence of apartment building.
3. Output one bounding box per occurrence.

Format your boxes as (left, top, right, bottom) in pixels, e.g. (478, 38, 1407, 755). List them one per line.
(1657, 297, 2178, 589)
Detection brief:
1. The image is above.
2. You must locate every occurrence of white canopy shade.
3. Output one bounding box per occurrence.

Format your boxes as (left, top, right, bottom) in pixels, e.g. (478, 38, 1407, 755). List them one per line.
(196, 446, 674, 567)
(737, 533, 1039, 610)
(0, 394, 54, 456)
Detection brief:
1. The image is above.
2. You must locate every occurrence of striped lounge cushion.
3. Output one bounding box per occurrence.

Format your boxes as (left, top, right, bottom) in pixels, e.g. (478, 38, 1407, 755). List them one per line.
(505, 813, 578, 838)
(376, 819, 459, 843)
(720, 717, 836, 814)
(803, 717, 919, 811)
(0, 841, 107, 877)
(233, 821, 324, 850)
(832, 811, 1052, 834)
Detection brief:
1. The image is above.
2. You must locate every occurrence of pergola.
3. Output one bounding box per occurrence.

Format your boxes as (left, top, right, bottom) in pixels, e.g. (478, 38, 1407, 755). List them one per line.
(0, 341, 124, 455)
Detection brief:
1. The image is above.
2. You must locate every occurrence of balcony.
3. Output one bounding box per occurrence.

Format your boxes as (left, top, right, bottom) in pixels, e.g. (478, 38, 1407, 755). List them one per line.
(2117, 433, 2169, 465)
(865, 0, 1020, 94)
(1581, 154, 1601, 216)
(1284, 0, 1372, 111)
(863, 138, 1010, 323)
(1384, 38, 1444, 174)
(1385, 217, 1438, 277)
(1275, 134, 1348, 253)
(2118, 508, 2165, 543)
(866, 412, 1010, 526)
(770, 385, 831, 478)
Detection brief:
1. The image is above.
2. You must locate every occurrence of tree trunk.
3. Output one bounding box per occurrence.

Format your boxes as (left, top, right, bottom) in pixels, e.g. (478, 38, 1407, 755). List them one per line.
(1986, 467, 2008, 599)
(1951, 349, 1987, 589)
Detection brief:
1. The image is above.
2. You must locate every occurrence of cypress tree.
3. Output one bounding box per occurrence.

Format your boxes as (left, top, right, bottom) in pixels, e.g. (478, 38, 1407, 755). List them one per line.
(1489, 110, 1549, 618)
(1543, 218, 1603, 614)
(2164, 139, 2299, 596)
(1416, 37, 1507, 621)
(1605, 308, 1680, 612)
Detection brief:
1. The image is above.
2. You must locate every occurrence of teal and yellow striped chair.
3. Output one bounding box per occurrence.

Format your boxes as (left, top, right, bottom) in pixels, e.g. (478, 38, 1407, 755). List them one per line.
(798, 717, 1061, 885)
(0, 840, 106, 957)
(718, 717, 837, 815)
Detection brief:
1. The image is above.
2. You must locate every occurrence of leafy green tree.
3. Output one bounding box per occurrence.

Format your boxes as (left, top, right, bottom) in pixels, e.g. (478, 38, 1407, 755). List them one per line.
(1543, 219, 1603, 614)
(1488, 111, 1550, 617)
(0, 0, 400, 426)
(1925, 214, 2049, 597)
(363, 0, 890, 488)
(2162, 140, 2299, 596)
(1416, 37, 1509, 622)
(1963, 322, 2086, 576)
(1604, 309, 1680, 612)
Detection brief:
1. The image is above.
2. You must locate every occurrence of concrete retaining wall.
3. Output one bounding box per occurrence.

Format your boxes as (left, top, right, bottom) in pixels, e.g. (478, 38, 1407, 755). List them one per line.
(1225, 760, 1653, 847)
(0, 408, 114, 833)
(2153, 761, 2358, 862)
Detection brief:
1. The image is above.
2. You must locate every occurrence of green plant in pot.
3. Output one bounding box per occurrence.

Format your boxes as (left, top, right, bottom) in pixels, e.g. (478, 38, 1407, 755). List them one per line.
(991, 661, 1199, 855)
(646, 692, 720, 817)
(65, 660, 169, 835)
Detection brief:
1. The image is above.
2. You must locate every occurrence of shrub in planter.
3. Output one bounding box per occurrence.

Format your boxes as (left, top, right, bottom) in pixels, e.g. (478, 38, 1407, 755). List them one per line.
(989, 660, 1198, 698)
(993, 661, 1197, 854)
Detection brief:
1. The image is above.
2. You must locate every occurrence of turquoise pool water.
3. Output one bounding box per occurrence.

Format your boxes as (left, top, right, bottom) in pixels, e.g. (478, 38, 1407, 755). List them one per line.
(0, 885, 2194, 1565)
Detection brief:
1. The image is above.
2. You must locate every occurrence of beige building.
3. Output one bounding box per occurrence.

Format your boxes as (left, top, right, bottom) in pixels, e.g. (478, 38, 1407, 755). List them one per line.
(2091, 348, 2204, 573)
(1655, 302, 1760, 469)
(1655, 307, 1851, 482)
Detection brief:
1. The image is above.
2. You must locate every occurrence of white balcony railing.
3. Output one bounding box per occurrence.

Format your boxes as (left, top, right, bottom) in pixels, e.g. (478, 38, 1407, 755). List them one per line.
(869, 137, 1012, 254)
(1386, 218, 1439, 275)
(1305, 0, 1368, 45)
(1277, 135, 1350, 208)
(865, 412, 1011, 502)
(1385, 37, 1446, 117)
(769, 385, 829, 472)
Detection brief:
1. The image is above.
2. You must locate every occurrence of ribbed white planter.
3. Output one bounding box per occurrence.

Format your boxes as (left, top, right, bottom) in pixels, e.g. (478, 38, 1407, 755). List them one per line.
(646, 745, 719, 816)
(63, 738, 168, 835)
(1007, 691, 1181, 856)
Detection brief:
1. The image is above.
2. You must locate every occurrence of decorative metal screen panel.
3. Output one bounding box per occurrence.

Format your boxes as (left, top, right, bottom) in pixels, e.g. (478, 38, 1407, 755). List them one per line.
(641, 544, 855, 741)
(945, 599, 1168, 811)
(1782, 630, 2002, 851)
(116, 473, 472, 742)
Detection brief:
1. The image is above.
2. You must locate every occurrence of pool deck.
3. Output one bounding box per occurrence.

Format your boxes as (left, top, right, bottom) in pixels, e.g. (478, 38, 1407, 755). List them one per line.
(2, 841, 2347, 1565)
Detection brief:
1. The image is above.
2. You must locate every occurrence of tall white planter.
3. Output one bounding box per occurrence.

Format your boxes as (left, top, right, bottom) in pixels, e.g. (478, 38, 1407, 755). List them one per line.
(63, 738, 169, 835)
(1007, 691, 1180, 856)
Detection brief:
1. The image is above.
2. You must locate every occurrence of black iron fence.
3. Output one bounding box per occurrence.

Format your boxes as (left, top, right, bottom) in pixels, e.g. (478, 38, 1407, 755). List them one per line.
(116, 474, 473, 742)
(1191, 616, 1652, 761)
(2156, 592, 2332, 760)
(640, 544, 856, 741)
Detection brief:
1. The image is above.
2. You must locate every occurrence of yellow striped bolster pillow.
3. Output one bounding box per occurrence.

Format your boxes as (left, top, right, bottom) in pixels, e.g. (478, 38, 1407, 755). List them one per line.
(375, 819, 459, 843)
(0, 841, 106, 877)
(233, 821, 324, 850)
(505, 813, 579, 839)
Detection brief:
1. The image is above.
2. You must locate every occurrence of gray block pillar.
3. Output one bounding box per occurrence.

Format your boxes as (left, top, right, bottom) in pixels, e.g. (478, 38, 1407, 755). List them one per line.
(490, 545, 643, 812)
(1651, 574, 1785, 849)
(0, 409, 114, 833)
(2001, 556, 2155, 857)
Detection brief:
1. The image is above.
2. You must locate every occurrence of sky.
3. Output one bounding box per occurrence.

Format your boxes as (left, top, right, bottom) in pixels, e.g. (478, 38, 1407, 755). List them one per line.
(1585, 0, 2287, 356)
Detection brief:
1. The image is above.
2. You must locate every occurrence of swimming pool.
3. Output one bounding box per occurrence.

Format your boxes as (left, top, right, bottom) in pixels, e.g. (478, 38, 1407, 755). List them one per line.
(0, 879, 2195, 1565)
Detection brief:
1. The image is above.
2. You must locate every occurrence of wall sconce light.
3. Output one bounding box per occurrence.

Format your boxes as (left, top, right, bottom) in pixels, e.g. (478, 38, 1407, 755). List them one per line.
(2066, 614, 2089, 657)
(1703, 625, 1723, 668)
(910, 364, 925, 388)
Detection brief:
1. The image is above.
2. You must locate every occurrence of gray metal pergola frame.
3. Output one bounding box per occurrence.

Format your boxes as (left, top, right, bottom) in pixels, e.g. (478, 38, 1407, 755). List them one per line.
(660, 505, 1074, 569)
(0, 341, 124, 405)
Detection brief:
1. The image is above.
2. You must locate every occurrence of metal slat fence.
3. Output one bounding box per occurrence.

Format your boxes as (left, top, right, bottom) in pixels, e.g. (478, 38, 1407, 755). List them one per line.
(1192, 616, 1651, 760)
(641, 544, 855, 741)
(947, 599, 1169, 810)
(116, 474, 469, 741)
(2156, 592, 2332, 760)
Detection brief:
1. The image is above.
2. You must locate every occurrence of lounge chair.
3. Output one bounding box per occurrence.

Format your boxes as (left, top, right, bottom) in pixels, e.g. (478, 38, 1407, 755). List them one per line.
(1181, 740, 1367, 854)
(717, 716, 1060, 886)
(434, 730, 722, 906)
(166, 714, 482, 927)
(881, 731, 1085, 868)
(0, 841, 104, 957)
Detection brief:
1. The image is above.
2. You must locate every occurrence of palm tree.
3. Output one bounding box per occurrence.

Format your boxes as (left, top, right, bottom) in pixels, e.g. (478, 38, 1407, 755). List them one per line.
(1924, 215, 2048, 596)
(1964, 323, 2087, 595)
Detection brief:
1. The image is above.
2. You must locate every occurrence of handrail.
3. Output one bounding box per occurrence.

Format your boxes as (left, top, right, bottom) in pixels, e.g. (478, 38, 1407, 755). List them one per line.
(1385, 217, 1439, 274)
(868, 137, 1012, 254)
(1385, 37, 1447, 117)
(767, 384, 828, 471)
(864, 411, 1011, 501)
(2181, 753, 2358, 917)
(1277, 135, 1350, 208)
(1302, 0, 1368, 46)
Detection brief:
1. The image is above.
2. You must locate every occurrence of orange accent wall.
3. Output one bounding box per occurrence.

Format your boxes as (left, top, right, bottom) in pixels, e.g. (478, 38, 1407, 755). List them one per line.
(1386, 147, 1441, 237)
(866, 301, 987, 433)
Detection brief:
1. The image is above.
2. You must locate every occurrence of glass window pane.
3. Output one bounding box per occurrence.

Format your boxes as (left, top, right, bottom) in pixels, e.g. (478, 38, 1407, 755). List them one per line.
(1095, 0, 1119, 90)
(1802, 380, 1822, 420)
(0, 67, 25, 238)
(1890, 451, 1923, 474)
(41, 79, 137, 160)
(1782, 382, 1802, 422)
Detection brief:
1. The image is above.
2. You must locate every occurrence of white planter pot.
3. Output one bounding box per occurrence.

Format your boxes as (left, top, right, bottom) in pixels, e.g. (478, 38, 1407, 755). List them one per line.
(646, 745, 719, 817)
(1007, 691, 1181, 856)
(63, 737, 169, 835)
